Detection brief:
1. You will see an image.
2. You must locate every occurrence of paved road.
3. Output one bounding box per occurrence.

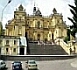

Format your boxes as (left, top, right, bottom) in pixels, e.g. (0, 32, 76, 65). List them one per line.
(4, 57, 77, 70)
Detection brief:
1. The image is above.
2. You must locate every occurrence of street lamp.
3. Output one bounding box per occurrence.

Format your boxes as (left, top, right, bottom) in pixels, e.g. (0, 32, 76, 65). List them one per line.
(0, 0, 12, 56)
(1, 0, 12, 22)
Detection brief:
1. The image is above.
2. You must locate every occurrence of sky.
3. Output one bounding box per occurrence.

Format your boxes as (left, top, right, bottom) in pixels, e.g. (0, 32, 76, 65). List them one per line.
(0, 0, 74, 29)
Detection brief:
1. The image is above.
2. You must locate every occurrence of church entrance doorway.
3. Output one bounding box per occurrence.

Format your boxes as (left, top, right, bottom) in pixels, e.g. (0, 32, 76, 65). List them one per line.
(20, 47, 24, 55)
(52, 33, 54, 42)
(37, 34, 40, 41)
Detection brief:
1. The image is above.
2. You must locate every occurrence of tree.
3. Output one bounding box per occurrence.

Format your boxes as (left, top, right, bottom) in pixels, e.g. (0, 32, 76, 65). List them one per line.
(68, 0, 77, 37)
(64, 29, 71, 43)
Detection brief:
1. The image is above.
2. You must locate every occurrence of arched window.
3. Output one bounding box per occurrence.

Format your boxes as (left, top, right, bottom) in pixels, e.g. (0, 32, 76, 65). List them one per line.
(36, 21, 40, 28)
(52, 33, 54, 41)
(38, 21, 40, 28)
(57, 19, 59, 23)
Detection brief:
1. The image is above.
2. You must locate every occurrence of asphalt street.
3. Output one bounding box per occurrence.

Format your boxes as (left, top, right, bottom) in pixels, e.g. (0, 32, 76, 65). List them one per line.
(4, 57, 77, 70)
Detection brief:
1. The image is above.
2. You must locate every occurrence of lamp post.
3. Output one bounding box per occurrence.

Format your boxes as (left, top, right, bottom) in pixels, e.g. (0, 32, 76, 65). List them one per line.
(1, 0, 12, 22)
(0, 0, 12, 55)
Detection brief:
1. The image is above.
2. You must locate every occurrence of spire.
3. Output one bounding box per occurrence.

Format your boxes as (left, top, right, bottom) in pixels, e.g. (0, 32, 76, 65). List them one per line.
(53, 8, 57, 14)
(18, 4, 24, 11)
(35, 8, 42, 16)
(33, 2, 36, 15)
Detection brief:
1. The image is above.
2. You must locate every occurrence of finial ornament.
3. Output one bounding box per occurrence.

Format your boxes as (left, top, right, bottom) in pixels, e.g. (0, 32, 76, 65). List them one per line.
(53, 8, 57, 14)
(19, 4, 23, 11)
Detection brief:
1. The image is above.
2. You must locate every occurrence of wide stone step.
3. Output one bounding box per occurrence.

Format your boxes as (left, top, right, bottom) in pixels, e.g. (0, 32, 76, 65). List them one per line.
(0, 55, 76, 61)
(27, 43, 68, 55)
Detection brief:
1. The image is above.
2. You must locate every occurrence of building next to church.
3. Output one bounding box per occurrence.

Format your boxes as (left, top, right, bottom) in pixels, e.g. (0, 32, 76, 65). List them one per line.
(5, 4, 67, 42)
(0, 35, 27, 55)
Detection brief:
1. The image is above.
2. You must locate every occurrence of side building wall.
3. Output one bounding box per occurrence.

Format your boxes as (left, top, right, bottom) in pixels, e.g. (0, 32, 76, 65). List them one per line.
(0, 36, 27, 55)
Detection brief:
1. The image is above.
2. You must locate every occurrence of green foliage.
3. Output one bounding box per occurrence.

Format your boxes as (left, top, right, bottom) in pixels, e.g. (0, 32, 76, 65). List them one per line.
(67, 29, 71, 38)
(64, 29, 71, 43)
(64, 36, 69, 43)
(68, 0, 77, 37)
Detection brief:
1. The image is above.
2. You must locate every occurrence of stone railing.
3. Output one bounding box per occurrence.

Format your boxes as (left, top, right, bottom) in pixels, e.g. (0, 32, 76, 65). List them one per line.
(55, 38, 70, 55)
(74, 43, 77, 53)
(68, 40, 77, 55)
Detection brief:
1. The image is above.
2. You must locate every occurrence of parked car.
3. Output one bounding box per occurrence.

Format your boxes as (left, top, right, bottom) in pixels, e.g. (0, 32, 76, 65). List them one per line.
(12, 61, 22, 70)
(0, 60, 6, 69)
(25, 60, 37, 70)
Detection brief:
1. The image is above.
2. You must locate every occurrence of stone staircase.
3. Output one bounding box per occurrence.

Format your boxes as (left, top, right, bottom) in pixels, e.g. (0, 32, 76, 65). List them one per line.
(27, 43, 68, 55)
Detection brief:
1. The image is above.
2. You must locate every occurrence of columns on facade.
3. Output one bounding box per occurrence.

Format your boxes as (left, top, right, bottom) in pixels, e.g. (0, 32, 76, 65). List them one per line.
(55, 27, 61, 38)
(57, 28, 59, 37)
(33, 32, 35, 40)
(24, 46, 27, 55)
(48, 31, 52, 41)
(6, 28, 8, 35)
(10, 47, 12, 55)
(1, 47, 4, 55)
(14, 25, 18, 36)
(17, 46, 20, 55)
(63, 28, 67, 37)
(22, 25, 25, 36)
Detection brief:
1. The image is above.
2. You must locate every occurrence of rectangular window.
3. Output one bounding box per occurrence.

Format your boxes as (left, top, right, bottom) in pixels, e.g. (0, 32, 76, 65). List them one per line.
(18, 28, 22, 35)
(14, 40, 16, 45)
(6, 40, 9, 45)
(14, 26, 15, 30)
(6, 48, 8, 52)
(13, 48, 16, 52)
(0, 40, 2, 44)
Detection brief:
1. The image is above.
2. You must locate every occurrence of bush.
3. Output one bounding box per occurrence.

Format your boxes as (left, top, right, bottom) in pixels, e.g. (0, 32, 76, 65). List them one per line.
(64, 36, 69, 43)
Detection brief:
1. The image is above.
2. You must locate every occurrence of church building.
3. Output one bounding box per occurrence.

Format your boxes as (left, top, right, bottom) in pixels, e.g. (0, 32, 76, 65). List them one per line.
(5, 4, 67, 43)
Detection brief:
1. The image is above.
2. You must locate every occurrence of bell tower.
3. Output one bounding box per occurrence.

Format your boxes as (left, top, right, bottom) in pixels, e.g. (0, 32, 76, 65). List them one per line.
(14, 4, 26, 20)
(13, 4, 26, 36)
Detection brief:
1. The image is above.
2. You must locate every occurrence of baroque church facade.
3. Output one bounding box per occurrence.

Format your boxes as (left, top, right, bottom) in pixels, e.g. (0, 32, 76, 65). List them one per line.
(5, 4, 67, 42)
